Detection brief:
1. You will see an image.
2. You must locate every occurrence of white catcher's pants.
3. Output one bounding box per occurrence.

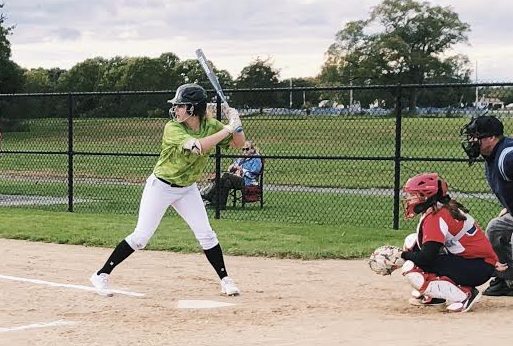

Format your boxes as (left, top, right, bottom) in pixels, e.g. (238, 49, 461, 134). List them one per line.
(125, 174, 219, 251)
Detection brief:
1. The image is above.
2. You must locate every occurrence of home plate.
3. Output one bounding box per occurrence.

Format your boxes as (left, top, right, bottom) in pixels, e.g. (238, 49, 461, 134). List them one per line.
(177, 300, 235, 309)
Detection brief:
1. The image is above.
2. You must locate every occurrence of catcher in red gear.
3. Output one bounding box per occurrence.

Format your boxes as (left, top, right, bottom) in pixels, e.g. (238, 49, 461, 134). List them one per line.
(400, 173, 506, 312)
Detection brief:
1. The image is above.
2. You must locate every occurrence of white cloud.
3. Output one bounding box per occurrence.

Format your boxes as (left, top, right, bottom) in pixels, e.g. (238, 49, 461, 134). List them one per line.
(3, 0, 513, 81)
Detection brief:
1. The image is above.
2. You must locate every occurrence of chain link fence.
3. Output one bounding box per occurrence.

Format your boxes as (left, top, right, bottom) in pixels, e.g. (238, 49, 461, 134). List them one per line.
(1, 83, 512, 229)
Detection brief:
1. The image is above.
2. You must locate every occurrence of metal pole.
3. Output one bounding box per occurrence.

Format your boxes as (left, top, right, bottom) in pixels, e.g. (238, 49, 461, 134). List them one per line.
(214, 95, 222, 219)
(349, 68, 353, 108)
(475, 60, 479, 106)
(392, 85, 403, 230)
(349, 83, 353, 108)
(67, 93, 74, 212)
(289, 78, 293, 108)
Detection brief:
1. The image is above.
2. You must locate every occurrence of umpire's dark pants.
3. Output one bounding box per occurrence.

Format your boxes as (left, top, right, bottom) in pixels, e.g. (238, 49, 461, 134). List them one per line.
(486, 213, 513, 281)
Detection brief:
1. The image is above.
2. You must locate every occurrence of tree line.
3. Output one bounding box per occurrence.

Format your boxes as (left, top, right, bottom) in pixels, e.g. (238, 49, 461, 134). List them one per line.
(2, 0, 513, 132)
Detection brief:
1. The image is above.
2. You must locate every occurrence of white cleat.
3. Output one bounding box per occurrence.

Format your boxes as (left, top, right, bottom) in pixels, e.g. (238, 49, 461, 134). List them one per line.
(90, 272, 113, 297)
(221, 276, 240, 296)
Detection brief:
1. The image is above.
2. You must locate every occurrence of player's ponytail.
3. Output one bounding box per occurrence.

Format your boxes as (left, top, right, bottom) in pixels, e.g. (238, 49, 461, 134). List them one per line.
(444, 200, 469, 221)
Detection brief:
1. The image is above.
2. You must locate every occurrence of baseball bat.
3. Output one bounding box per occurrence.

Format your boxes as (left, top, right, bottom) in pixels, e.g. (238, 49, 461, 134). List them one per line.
(195, 48, 228, 105)
(195, 49, 243, 133)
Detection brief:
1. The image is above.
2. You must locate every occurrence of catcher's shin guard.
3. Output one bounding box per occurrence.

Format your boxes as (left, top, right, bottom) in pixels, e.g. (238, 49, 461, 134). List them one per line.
(401, 260, 468, 303)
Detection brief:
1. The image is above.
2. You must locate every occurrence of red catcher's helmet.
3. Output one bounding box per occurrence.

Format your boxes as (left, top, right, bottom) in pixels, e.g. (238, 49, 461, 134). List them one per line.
(403, 173, 449, 219)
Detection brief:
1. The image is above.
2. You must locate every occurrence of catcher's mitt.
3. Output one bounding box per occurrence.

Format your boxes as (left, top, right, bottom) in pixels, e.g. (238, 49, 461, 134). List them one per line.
(368, 245, 405, 275)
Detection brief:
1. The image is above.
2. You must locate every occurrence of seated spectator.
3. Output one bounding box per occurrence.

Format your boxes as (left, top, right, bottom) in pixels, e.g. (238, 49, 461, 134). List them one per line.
(202, 140, 262, 209)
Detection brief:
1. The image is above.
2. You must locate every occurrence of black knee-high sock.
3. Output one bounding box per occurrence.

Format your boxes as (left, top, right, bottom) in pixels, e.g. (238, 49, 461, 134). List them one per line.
(98, 240, 135, 275)
(204, 244, 228, 279)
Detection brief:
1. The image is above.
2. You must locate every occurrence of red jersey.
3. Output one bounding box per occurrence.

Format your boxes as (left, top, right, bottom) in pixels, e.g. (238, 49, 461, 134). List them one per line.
(416, 207, 498, 266)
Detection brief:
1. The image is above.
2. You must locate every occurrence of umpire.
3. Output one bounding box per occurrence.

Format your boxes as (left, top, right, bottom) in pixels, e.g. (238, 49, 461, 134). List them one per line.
(461, 115, 513, 296)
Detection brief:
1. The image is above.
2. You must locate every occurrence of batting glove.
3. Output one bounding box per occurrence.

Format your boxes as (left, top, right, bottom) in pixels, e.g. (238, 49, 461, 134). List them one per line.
(223, 107, 243, 133)
(224, 116, 243, 134)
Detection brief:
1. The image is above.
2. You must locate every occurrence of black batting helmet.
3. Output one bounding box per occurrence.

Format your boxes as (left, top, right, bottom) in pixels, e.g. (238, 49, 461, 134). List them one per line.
(167, 83, 208, 120)
(168, 83, 207, 105)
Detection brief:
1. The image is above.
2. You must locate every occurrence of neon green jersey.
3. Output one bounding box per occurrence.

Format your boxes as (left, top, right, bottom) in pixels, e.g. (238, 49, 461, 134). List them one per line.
(153, 118, 231, 186)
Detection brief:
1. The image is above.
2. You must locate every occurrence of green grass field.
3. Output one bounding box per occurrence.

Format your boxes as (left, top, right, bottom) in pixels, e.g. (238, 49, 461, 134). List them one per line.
(0, 175, 502, 230)
(1, 115, 502, 188)
(0, 208, 410, 259)
(0, 115, 507, 259)
(0, 115, 506, 229)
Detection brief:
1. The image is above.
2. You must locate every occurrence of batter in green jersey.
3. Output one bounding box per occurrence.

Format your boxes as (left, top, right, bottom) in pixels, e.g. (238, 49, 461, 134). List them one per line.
(153, 117, 231, 187)
(90, 83, 245, 296)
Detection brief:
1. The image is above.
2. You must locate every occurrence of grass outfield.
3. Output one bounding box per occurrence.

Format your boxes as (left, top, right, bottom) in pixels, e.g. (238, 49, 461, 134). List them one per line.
(1, 115, 506, 190)
(5, 115, 510, 156)
(0, 115, 489, 156)
(0, 208, 411, 259)
(0, 115, 505, 228)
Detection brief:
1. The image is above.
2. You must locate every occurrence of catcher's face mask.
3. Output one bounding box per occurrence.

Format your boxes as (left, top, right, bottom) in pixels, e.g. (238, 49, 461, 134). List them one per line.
(403, 192, 425, 219)
(402, 173, 449, 219)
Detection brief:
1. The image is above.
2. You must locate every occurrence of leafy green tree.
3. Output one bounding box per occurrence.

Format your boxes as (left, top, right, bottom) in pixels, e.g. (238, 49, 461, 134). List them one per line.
(22, 67, 66, 117)
(233, 57, 280, 107)
(0, 11, 23, 91)
(175, 58, 233, 103)
(24, 68, 51, 92)
(52, 54, 235, 118)
(57, 57, 107, 92)
(23, 67, 66, 93)
(0, 2, 11, 62)
(321, 0, 471, 111)
(116, 57, 166, 91)
(157, 52, 182, 89)
(55, 57, 108, 117)
(21, 68, 57, 119)
(115, 57, 171, 117)
(0, 3, 26, 131)
(96, 56, 131, 91)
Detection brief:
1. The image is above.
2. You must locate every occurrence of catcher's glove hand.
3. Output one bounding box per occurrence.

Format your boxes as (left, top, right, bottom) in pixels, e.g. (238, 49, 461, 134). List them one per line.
(368, 245, 405, 276)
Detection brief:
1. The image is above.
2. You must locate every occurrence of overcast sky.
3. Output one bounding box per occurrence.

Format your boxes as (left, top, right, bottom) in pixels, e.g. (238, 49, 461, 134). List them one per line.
(3, 0, 513, 81)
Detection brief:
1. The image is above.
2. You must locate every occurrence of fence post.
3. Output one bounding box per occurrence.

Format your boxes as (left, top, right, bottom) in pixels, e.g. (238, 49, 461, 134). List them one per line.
(214, 95, 223, 219)
(67, 93, 74, 212)
(392, 85, 403, 229)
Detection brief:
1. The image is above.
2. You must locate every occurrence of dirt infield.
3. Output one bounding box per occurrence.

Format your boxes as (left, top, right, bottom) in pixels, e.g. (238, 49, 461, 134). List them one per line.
(1, 239, 513, 346)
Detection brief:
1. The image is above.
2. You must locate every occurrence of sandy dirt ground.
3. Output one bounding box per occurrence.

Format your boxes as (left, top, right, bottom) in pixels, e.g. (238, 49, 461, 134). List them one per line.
(1, 238, 513, 346)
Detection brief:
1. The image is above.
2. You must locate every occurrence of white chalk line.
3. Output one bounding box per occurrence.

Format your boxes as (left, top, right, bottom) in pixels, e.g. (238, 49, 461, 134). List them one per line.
(0, 274, 145, 297)
(0, 320, 77, 333)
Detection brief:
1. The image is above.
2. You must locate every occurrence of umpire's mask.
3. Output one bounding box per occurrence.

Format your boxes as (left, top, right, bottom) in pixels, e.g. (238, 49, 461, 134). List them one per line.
(460, 115, 504, 165)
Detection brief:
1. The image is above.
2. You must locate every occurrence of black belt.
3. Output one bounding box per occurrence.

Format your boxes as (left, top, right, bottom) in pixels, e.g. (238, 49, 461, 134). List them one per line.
(156, 177, 185, 188)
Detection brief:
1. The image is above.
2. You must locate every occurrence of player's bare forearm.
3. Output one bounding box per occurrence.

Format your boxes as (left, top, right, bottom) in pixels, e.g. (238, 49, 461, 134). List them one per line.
(198, 128, 232, 153)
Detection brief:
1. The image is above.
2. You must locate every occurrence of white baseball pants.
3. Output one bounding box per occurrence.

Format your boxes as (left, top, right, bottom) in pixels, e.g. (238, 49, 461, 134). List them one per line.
(125, 174, 219, 251)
